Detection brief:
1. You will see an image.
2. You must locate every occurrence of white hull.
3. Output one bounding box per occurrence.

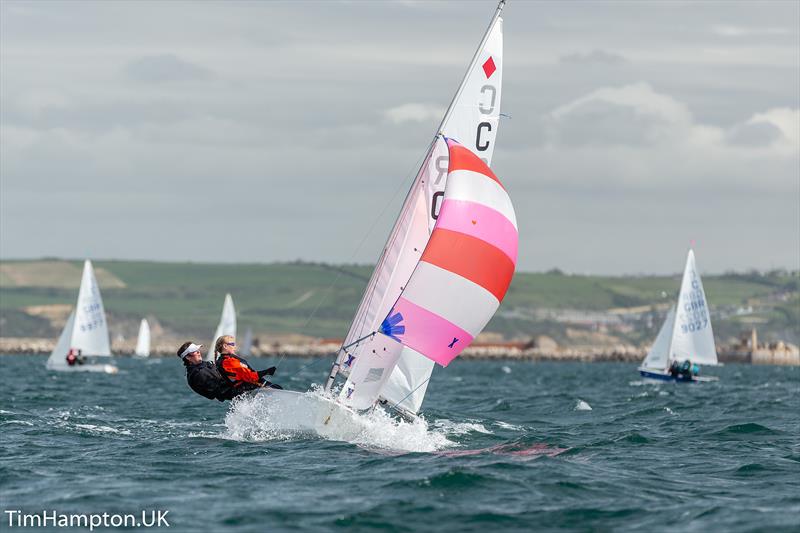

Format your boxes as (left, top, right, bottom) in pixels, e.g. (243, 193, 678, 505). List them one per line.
(638, 367, 718, 383)
(46, 363, 119, 374)
(253, 389, 369, 441)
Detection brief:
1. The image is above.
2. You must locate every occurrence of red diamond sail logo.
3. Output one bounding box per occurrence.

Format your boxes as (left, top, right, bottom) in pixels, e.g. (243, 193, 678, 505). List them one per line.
(482, 56, 496, 78)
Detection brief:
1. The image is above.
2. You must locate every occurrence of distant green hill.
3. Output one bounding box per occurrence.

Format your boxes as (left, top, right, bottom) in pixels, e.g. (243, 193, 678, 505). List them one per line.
(1, 260, 797, 345)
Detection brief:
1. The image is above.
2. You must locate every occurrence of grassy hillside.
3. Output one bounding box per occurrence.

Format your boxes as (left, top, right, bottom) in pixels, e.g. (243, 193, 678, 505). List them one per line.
(1, 260, 797, 345)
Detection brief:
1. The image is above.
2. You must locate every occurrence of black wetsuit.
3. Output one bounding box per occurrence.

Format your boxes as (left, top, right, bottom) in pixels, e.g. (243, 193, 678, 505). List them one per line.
(185, 361, 254, 402)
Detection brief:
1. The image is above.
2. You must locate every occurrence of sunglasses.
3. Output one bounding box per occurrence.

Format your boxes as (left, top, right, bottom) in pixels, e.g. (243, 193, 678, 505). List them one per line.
(225, 342, 236, 347)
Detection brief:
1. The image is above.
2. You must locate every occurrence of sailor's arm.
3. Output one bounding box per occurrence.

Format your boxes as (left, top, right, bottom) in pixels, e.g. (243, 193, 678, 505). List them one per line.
(221, 358, 261, 385)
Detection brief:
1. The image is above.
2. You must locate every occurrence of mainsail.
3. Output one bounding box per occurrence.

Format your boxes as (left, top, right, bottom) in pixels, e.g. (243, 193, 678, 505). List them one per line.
(670, 250, 718, 366)
(206, 293, 237, 361)
(326, 1, 508, 416)
(339, 138, 517, 410)
(70, 260, 112, 356)
(135, 319, 151, 357)
(45, 260, 112, 369)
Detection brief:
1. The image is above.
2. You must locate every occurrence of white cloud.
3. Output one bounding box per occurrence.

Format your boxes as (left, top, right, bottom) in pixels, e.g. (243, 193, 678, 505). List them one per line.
(530, 82, 798, 196)
(383, 103, 445, 124)
(548, 82, 798, 155)
(551, 83, 693, 127)
(559, 49, 627, 65)
(711, 25, 790, 37)
(747, 108, 800, 149)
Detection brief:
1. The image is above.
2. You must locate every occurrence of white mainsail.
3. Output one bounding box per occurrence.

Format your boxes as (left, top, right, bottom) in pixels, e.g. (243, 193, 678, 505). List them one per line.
(669, 249, 718, 366)
(640, 306, 675, 370)
(70, 260, 112, 356)
(135, 318, 151, 357)
(206, 293, 237, 361)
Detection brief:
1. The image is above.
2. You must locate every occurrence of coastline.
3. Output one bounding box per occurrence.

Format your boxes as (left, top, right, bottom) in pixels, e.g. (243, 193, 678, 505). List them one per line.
(3, 337, 797, 365)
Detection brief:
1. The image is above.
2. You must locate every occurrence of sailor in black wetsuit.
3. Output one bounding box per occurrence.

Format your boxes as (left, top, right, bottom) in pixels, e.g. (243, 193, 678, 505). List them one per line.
(177, 341, 239, 402)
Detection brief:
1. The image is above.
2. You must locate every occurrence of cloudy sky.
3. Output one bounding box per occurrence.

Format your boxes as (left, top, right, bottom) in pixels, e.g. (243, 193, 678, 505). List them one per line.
(1, 0, 798, 275)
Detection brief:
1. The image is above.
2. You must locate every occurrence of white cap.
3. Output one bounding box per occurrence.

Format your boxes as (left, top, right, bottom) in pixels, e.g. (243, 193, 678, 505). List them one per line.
(179, 343, 203, 359)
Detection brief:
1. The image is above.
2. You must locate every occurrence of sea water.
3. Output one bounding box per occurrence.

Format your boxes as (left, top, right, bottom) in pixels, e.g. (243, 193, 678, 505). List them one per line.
(1, 355, 798, 532)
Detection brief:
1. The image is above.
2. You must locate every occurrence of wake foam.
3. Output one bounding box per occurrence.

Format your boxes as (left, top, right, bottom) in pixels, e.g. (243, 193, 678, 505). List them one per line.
(224, 387, 465, 453)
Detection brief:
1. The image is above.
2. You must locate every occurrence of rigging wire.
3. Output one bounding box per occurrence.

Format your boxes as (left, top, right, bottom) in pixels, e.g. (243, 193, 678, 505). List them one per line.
(271, 144, 433, 372)
(388, 376, 431, 413)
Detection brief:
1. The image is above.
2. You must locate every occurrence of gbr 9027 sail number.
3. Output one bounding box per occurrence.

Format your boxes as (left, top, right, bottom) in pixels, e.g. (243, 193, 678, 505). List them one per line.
(679, 279, 709, 334)
(431, 83, 498, 220)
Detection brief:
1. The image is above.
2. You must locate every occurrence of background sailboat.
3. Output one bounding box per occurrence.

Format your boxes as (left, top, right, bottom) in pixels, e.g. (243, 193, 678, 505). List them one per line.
(135, 318, 150, 357)
(639, 249, 719, 382)
(46, 260, 118, 374)
(240, 327, 253, 357)
(206, 293, 236, 361)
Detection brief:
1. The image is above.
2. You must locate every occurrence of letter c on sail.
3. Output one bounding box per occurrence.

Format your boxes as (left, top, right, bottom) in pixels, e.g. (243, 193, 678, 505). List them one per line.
(476, 122, 492, 151)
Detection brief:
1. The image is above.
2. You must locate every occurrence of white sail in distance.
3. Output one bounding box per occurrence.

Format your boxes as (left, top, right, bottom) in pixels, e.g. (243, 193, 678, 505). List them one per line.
(669, 250, 718, 366)
(240, 327, 253, 357)
(135, 319, 151, 357)
(70, 260, 112, 356)
(640, 306, 675, 371)
(46, 311, 76, 370)
(207, 293, 237, 361)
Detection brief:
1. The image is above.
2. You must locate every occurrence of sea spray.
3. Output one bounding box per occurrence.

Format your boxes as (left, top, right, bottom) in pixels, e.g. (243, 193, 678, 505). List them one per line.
(224, 387, 459, 453)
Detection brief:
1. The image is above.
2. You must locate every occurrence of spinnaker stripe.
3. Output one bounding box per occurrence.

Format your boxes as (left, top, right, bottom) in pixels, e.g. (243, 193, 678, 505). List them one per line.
(401, 261, 500, 336)
(445, 141, 503, 188)
(437, 199, 518, 264)
(392, 297, 474, 367)
(420, 228, 515, 301)
(444, 169, 517, 229)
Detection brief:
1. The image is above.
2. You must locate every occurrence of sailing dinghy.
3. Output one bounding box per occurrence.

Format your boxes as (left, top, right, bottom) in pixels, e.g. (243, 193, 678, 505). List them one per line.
(639, 249, 719, 382)
(134, 318, 150, 357)
(259, 1, 514, 423)
(46, 260, 118, 374)
(206, 293, 236, 361)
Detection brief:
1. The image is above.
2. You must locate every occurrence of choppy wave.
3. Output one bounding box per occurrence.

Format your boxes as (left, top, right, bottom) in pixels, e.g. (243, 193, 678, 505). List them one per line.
(3, 356, 799, 532)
